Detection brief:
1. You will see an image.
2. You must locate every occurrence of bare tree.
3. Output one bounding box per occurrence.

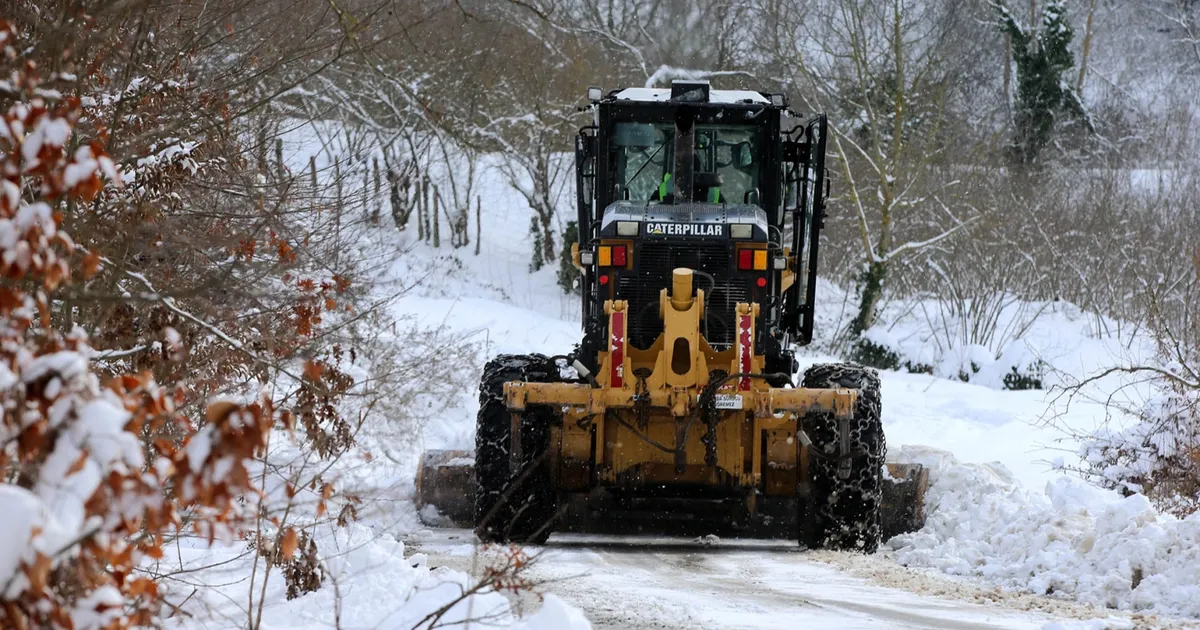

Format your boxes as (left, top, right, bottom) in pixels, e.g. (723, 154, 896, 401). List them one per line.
(759, 0, 989, 338)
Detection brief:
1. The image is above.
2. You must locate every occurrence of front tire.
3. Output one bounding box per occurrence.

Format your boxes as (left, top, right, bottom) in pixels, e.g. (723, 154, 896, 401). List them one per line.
(474, 354, 559, 544)
(798, 362, 885, 553)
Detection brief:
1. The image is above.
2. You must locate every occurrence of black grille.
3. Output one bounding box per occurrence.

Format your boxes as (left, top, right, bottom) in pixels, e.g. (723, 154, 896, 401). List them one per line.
(617, 241, 748, 349)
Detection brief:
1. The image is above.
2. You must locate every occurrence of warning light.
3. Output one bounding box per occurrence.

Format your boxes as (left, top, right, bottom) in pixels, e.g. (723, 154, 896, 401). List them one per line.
(737, 249, 754, 270)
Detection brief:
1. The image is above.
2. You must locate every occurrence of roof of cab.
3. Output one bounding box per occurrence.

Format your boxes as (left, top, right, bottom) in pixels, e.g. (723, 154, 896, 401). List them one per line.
(610, 87, 770, 105)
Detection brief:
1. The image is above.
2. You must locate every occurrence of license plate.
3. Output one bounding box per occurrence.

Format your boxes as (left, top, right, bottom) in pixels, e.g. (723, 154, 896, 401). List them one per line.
(714, 394, 743, 410)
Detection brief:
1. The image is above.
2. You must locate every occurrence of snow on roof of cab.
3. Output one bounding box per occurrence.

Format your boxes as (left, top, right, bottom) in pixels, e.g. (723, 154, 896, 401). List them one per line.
(612, 88, 770, 105)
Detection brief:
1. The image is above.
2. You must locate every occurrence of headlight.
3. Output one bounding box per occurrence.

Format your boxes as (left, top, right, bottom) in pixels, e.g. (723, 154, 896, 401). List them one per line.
(730, 224, 753, 239)
(616, 221, 639, 236)
(580, 251, 595, 266)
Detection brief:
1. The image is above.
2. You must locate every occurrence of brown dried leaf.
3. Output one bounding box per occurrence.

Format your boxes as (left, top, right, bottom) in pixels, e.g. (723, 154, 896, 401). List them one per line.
(81, 249, 101, 279)
(280, 528, 298, 559)
(303, 360, 323, 382)
(25, 553, 51, 592)
(206, 400, 238, 425)
(128, 576, 158, 599)
(65, 448, 89, 476)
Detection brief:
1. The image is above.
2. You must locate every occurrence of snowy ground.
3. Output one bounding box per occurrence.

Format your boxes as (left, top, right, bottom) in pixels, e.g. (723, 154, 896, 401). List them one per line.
(407, 529, 1158, 630)
(163, 122, 1199, 629)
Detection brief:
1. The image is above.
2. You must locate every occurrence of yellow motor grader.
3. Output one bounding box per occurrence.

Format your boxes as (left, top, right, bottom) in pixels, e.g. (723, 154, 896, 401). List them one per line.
(418, 82, 927, 552)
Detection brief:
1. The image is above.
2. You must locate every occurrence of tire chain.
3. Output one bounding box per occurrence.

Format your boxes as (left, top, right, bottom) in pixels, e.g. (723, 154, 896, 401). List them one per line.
(799, 362, 886, 553)
(475, 354, 559, 544)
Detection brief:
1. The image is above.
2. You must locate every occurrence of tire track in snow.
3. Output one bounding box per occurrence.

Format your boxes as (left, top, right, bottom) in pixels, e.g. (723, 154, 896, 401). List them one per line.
(406, 530, 1115, 629)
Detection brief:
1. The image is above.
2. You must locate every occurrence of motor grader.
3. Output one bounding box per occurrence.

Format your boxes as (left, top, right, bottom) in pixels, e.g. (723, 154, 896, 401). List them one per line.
(418, 81, 928, 553)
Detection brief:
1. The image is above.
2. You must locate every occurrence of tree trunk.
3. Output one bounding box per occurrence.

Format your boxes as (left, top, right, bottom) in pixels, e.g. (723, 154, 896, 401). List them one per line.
(1076, 0, 1099, 93)
(1003, 32, 1012, 120)
(849, 260, 888, 337)
(539, 210, 555, 265)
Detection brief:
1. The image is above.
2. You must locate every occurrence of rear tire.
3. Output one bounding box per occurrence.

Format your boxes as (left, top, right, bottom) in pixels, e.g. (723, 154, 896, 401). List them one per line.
(798, 363, 885, 553)
(474, 354, 560, 544)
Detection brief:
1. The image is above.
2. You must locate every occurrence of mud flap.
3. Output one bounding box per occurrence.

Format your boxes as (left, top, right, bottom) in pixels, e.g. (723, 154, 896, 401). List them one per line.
(416, 449, 477, 526)
(880, 463, 929, 541)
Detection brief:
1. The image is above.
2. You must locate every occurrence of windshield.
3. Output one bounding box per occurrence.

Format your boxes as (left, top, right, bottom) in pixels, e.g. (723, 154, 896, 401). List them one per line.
(612, 122, 763, 205)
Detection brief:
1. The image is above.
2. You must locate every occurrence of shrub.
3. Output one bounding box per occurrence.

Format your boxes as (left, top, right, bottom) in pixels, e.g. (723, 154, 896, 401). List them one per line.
(848, 337, 901, 371)
(1080, 389, 1200, 517)
(0, 31, 276, 627)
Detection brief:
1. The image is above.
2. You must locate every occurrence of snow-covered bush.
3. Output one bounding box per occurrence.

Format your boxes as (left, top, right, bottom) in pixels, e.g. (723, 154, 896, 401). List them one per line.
(1080, 389, 1200, 517)
(1073, 248, 1200, 517)
(850, 327, 1046, 390)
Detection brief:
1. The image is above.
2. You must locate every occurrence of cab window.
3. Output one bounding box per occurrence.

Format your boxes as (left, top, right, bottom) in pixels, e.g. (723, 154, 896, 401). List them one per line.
(611, 122, 763, 206)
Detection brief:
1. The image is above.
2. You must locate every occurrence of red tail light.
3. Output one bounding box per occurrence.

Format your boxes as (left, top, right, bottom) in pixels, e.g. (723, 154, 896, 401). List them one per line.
(737, 249, 753, 270)
(612, 245, 627, 267)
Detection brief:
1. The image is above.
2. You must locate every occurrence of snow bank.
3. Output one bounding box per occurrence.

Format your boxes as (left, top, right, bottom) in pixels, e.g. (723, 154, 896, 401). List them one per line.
(177, 522, 590, 630)
(888, 446, 1200, 617)
(843, 292, 1155, 393)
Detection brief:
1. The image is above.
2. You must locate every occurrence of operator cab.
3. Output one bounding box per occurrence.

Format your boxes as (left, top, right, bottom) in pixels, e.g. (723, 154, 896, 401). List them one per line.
(574, 81, 828, 368)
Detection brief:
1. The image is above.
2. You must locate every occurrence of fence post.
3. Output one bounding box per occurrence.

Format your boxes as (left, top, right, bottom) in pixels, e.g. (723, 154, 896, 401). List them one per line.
(431, 184, 441, 248)
(474, 196, 482, 255)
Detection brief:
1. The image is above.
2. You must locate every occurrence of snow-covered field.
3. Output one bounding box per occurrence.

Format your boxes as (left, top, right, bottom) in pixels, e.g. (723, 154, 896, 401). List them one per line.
(172, 122, 1199, 629)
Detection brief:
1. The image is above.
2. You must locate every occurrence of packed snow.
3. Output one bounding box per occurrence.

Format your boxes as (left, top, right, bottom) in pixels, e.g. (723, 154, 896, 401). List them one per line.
(612, 86, 771, 104)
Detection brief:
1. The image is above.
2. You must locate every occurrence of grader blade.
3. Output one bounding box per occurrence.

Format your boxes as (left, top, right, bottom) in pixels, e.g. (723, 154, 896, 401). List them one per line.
(881, 463, 930, 541)
(415, 449, 476, 526)
(416, 448, 932, 539)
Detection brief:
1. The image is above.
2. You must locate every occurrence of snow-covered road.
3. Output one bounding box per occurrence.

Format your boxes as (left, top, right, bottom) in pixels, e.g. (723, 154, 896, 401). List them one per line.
(406, 529, 1117, 629)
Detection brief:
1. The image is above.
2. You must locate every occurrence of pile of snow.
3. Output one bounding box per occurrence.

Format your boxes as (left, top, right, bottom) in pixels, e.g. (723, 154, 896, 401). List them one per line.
(888, 446, 1200, 617)
(175, 522, 590, 630)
